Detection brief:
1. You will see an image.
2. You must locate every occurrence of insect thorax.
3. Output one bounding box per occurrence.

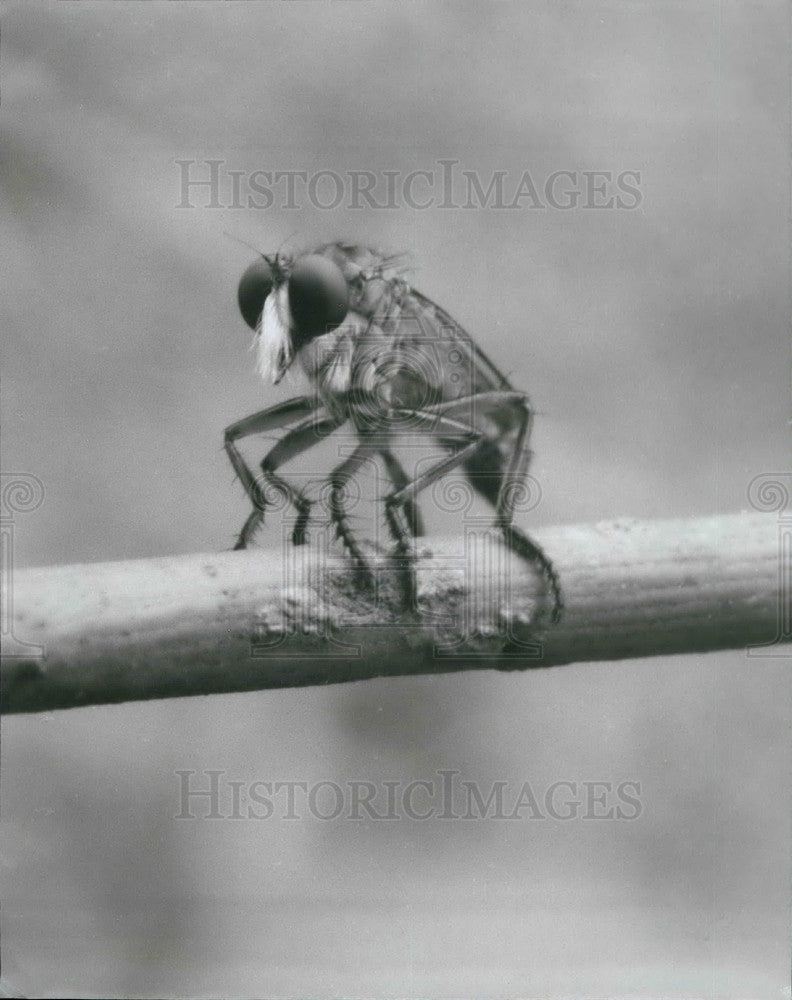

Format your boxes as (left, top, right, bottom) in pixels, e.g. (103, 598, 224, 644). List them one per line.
(295, 244, 417, 408)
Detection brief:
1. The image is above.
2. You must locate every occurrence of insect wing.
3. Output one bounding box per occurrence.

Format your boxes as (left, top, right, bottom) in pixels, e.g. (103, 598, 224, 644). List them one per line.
(407, 288, 514, 396)
(385, 286, 524, 442)
(389, 286, 532, 520)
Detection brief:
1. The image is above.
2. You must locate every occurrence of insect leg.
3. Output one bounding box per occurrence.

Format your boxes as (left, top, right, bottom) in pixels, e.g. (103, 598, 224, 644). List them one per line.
(489, 400, 563, 622)
(257, 411, 347, 545)
(327, 442, 380, 583)
(290, 503, 312, 547)
(225, 396, 322, 548)
(384, 418, 483, 509)
(422, 389, 531, 414)
(415, 390, 523, 508)
(381, 412, 485, 590)
(492, 393, 532, 527)
(379, 448, 424, 537)
(391, 404, 563, 623)
(386, 417, 485, 611)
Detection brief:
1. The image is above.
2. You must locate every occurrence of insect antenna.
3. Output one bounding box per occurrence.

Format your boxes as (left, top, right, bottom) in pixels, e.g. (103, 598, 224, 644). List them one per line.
(223, 231, 268, 258)
(275, 230, 300, 259)
(224, 231, 297, 277)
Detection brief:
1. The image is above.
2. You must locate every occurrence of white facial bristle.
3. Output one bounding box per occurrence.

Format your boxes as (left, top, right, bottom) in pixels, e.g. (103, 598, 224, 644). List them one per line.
(256, 284, 292, 384)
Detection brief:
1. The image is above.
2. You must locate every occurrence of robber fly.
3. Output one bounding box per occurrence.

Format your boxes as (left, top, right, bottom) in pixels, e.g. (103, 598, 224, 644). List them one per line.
(225, 241, 562, 622)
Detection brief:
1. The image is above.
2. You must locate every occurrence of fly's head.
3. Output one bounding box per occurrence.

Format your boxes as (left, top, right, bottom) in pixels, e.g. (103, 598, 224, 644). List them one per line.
(237, 242, 407, 395)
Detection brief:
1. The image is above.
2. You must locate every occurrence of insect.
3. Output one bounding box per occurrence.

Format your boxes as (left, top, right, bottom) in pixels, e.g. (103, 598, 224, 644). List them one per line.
(225, 241, 563, 622)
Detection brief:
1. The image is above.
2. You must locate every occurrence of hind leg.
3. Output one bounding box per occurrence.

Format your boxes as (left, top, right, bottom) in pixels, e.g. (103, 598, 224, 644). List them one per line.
(489, 399, 563, 623)
(405, 393, 564, 622)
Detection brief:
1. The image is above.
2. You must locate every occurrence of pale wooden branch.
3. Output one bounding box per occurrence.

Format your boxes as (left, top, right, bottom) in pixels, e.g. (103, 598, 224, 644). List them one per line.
(1, 514, 786, 714)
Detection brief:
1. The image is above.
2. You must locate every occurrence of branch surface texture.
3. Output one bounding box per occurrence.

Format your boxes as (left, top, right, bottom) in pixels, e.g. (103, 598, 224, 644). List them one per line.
(2, 514, 785, 714)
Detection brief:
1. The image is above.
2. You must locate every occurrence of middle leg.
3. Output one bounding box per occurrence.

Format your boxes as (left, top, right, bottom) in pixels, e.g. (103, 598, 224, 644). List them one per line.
(380, 410, 485, 609)
(379, 447, 425, 537)
(326, 441, 381, 583)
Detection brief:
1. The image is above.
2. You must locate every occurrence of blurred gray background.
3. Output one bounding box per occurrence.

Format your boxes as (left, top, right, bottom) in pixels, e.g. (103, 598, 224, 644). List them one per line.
(2, 2, 789, 997)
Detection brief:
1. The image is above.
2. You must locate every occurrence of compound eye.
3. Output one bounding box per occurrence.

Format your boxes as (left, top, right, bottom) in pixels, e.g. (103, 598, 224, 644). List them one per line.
(237, 258, 274, 329)
(288, 255, 349, 339)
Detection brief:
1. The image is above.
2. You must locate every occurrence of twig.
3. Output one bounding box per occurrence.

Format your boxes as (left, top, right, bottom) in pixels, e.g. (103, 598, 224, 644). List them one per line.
(1, 513, 785, 714)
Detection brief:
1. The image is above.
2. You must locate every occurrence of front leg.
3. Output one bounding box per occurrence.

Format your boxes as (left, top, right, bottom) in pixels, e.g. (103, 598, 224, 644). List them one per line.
(256, 411, 345, 544)
(224, 396, 321, 549)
